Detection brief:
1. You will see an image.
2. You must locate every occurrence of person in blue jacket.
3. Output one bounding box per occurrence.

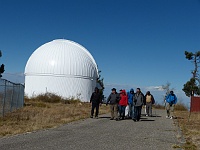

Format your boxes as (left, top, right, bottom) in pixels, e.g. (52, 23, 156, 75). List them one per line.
(166, 91, 177, 119)
(127, 89, 135, 119)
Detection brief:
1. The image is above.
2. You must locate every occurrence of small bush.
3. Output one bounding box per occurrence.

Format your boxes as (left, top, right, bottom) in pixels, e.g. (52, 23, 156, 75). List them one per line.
(25, 93, 83, 104)
(175, 102, 188, 111)
(24, 95, 30, 102)
(172, 144, 181, 148)
(31, 102, 49, 108)
(27, 93, 63, 103)
(182, 141, 197, 150)
(63, 97, 81, 104)
(153, 103, 165, 109)
(37, 93, 63, 103)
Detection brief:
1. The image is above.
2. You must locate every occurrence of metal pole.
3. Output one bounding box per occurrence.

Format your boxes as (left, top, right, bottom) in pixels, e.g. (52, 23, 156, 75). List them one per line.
(188, 96, 192, 122)
(2, 80, 7, 117)
(21, 85, 25, 107)
(10, 84, 14, 112)
(18, 85, 22, 107)
(16, 85, 19, 109)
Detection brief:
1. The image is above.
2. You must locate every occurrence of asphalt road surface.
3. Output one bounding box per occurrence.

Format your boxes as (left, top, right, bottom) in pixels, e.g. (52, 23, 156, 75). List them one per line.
(0, 109, 178, 150)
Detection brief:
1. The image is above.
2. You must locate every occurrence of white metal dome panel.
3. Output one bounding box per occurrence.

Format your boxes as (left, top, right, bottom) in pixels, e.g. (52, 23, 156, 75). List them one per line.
(25, 39, 98, 79)
(25, 76, 95, 102)
(24, 39, 98, 101)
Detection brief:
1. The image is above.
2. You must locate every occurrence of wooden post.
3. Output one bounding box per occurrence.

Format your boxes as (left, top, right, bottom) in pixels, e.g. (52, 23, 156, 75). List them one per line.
(188, 96, 192, 122)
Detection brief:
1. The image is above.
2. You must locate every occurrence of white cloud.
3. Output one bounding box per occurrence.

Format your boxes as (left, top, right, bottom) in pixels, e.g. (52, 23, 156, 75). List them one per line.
(144, 86, 164, 91)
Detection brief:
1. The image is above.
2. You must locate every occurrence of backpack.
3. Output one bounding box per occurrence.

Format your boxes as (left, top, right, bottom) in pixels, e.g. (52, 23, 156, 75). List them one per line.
(152, 97, 155, 104)
(146, 95, 152, 103)
(146, 95, 155, 104)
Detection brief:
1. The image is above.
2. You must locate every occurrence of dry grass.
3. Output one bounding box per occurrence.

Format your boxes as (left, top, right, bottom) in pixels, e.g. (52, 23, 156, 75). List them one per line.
(175, 110, 200, 150)
(174, 102, 188, 111)
(0, 94, 110, 137)
(153, 102, 188, 111)
(153, 103, 165, 109)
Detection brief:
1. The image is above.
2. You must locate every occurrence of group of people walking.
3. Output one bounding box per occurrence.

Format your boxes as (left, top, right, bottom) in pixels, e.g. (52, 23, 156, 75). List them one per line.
(106, 88, 155, 121)
(90, 87, 177, 121)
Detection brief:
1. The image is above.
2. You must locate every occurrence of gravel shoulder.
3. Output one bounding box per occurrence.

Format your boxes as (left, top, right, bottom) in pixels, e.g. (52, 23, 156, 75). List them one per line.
(0, 109, 178, 150)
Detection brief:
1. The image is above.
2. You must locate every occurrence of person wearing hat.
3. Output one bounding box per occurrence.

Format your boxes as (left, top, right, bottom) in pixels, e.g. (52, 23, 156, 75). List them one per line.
(106, 88, 120, 121)
(166, 91, 177, 119)
(90, 87, 102, 119)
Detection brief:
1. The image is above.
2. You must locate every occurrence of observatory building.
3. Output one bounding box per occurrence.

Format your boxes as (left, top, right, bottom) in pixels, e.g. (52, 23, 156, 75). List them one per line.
(24, 39, 98, 101)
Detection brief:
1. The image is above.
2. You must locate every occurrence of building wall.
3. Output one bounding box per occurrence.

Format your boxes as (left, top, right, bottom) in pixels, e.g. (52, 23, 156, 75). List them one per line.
(190, 96, 200, 112)
(25, 75, 96, 102)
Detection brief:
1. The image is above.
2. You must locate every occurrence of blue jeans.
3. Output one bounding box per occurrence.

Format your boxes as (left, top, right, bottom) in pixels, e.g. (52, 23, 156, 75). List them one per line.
(118, 105, 126, 119)
(133, 106, 142, 121)
(128, 104, 134, 118)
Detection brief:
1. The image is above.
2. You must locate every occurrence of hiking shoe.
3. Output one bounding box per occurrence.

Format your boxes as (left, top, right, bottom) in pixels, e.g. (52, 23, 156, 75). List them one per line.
(119, 117, 124, 120)
(116, 118, 120, 121)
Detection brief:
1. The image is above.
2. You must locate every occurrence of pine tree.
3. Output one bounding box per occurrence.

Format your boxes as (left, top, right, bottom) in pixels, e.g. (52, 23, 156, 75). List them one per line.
(182, 51, 200, 96)
(0, 50, 5, 77)
(97, 70, 104, 100)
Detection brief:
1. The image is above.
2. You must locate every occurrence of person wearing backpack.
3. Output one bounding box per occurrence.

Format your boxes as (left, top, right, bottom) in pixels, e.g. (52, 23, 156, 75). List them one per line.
(166, 91, 177, 119)
(144, 91, 155, 117)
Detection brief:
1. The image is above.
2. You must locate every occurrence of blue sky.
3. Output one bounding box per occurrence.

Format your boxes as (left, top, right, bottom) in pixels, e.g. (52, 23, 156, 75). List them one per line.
(0, 0, 200, 105)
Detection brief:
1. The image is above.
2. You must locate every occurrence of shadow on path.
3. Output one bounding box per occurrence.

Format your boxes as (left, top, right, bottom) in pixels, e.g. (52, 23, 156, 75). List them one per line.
(99, 116, 110, 119)
(140, 119, 155, 122)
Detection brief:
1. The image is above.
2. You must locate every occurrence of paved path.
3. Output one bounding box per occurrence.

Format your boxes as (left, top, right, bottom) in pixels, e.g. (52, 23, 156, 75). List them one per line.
(0, 109, 178, 150)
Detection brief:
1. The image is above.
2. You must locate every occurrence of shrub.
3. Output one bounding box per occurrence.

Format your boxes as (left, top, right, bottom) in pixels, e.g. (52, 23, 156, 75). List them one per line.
(25, 93, 82, 104)
(63, 96, 81, 104)
(175, 102, 188, 111)
(29, 93, 63, 103)
(153, 103, 165, 109)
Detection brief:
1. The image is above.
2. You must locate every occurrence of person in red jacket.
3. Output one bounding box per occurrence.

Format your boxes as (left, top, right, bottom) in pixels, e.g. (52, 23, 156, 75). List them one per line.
(118, 90, 128, 120)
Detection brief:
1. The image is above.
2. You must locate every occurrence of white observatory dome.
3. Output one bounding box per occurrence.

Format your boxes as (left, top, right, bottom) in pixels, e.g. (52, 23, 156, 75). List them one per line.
(25, 39, 98, 101)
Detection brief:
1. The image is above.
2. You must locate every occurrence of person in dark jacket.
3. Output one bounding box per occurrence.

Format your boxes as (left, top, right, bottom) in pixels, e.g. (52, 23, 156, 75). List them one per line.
(90, 87, 102, 119)
(144, 91, 155, 117)
(106, 88, 120, 121)
(133, 88, 144, 121)
(118, 90, 128, 120)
